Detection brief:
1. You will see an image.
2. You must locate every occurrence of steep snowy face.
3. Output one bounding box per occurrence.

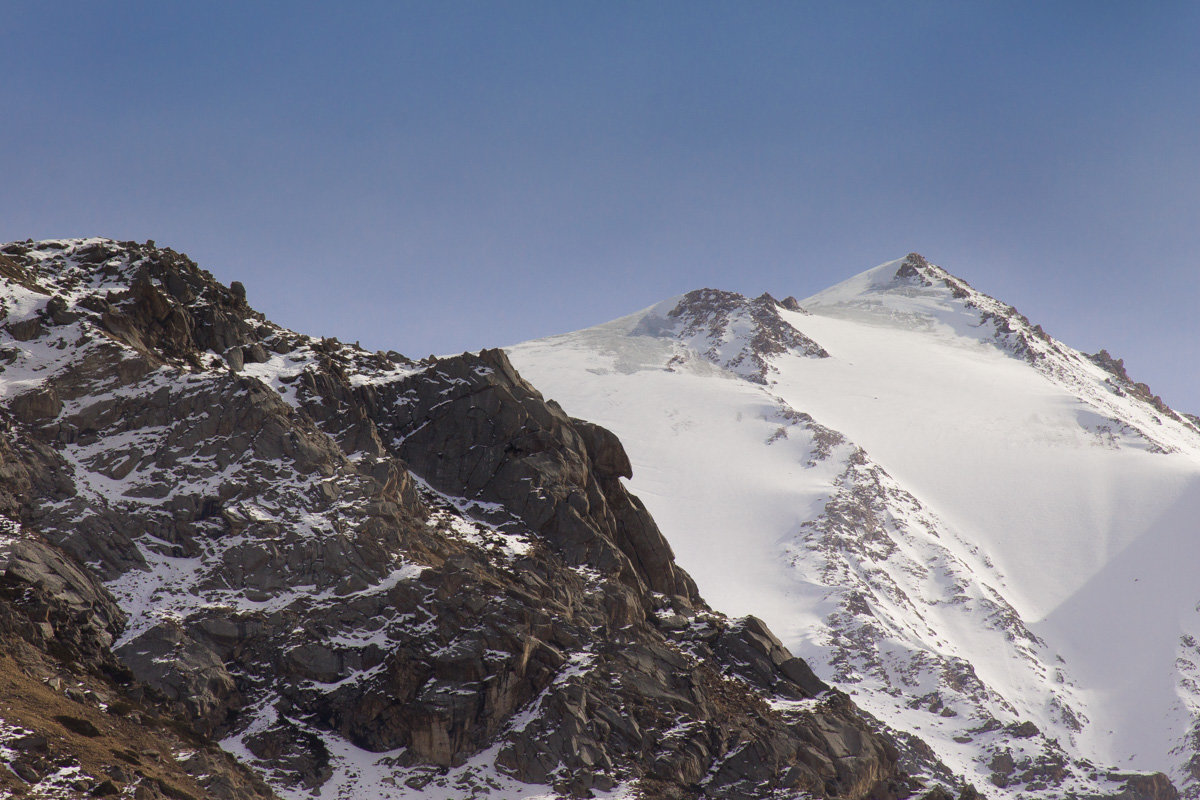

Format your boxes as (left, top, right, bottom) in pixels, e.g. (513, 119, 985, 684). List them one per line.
(802, 252, 1197, 454)
(507, 253, 1200, 799)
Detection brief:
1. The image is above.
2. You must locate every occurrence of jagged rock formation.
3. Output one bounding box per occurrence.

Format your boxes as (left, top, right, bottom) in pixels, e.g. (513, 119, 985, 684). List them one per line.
(0, 521, 277, 799)
(633, 288, 829, 383)
(0, 238, 948, 798)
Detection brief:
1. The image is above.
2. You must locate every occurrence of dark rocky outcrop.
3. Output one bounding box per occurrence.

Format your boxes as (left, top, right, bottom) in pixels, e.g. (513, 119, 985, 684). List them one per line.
(1102, 772, 1181, 800)
(360, 347, 699, 601)
(0, 238, 953, 798)
(635, 287, 828, 383)
(0, 524, 276, 800)
(1088, 348, 1189, 424)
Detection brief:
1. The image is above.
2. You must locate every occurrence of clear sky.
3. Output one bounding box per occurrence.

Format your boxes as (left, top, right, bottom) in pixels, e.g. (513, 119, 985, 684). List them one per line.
(4, 1, 1198, 411)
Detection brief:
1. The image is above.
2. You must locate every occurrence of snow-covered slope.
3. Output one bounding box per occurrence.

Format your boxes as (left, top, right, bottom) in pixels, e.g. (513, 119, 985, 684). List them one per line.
(507, 253, 1200, 798)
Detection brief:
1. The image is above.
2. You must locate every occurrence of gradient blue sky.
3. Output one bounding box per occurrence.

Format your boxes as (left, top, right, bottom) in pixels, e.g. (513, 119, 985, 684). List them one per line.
(4, 2, 1198, 410)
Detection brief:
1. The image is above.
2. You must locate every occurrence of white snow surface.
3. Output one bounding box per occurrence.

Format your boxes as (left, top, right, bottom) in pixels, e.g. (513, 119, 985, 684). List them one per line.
(507, 256, 1200, 796)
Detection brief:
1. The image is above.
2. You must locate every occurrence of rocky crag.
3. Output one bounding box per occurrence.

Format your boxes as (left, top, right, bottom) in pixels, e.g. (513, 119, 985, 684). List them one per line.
(632, 288, 828, 384)
(0, 239, 965, 798)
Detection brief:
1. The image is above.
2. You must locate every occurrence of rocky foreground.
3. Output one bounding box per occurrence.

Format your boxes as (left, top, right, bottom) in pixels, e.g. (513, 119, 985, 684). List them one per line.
(0, 238, 985, 798)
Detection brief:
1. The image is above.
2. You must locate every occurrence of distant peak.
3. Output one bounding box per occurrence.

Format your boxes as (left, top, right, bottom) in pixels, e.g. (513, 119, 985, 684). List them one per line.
(803, 253, 991, 314)
(640, 287, 827, 383)
(893, 252, 932, 283)
(664, 289, 808, 321)
(890, 252, 974, 299)
(798, 254, 1196, 435)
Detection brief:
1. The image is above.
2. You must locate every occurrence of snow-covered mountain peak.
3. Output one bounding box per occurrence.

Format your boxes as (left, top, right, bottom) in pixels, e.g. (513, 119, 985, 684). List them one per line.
(629, 287, 828, 383)
(803, 252, 962, 303)
(801, 252, 1043, 352)
(798, 253, 1199, 452)
(507, 253, 1200, 799)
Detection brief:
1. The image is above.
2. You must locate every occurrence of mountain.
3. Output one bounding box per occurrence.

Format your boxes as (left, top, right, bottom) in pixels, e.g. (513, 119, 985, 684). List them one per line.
(0, 238, 964, 799)
(507, 253, 1199, 800)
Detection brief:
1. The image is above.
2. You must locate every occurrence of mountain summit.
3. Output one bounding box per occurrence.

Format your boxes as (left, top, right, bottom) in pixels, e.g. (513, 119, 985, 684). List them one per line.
(508, 253, 1200, 799)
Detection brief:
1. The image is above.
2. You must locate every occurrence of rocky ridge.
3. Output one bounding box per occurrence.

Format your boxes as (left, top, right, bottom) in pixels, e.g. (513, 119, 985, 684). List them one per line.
(633, 289, 829, 384)
(781, 442, 1117, 798)
(870, 253, 1199, 452)
(0, 518, 279, 800)
(0, 239, 956, 798)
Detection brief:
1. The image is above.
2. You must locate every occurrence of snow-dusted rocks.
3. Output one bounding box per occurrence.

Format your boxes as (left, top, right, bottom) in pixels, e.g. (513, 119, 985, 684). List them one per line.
(0, 239, 930, 799)
(634, 288, 829, 384)
(0, 525, 276, 799)
(508, 253, 1199, 800)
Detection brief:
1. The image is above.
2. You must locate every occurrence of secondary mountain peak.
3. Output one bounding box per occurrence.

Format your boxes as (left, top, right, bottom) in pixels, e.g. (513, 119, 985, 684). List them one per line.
(893, 251, 966, 288)
(803, 251, 999, 324)
(631, 287, 829, 384)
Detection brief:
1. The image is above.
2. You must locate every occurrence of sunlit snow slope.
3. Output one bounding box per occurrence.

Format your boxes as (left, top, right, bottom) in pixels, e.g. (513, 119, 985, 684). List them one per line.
(507, 254, 1200, 798)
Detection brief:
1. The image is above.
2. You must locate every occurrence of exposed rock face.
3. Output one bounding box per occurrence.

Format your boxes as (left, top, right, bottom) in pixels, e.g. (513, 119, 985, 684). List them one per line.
(0, 534, 125, 671)
(0, 238, 948, 798)
(1087, 347, 1180, 418)
(328, 346, 701, 601)
(634, 288, 828, 383)
(0, 518, 277, 800)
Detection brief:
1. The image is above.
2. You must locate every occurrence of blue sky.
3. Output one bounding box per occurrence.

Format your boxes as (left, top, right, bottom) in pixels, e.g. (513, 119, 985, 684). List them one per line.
(4, 2, 1198, 409)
